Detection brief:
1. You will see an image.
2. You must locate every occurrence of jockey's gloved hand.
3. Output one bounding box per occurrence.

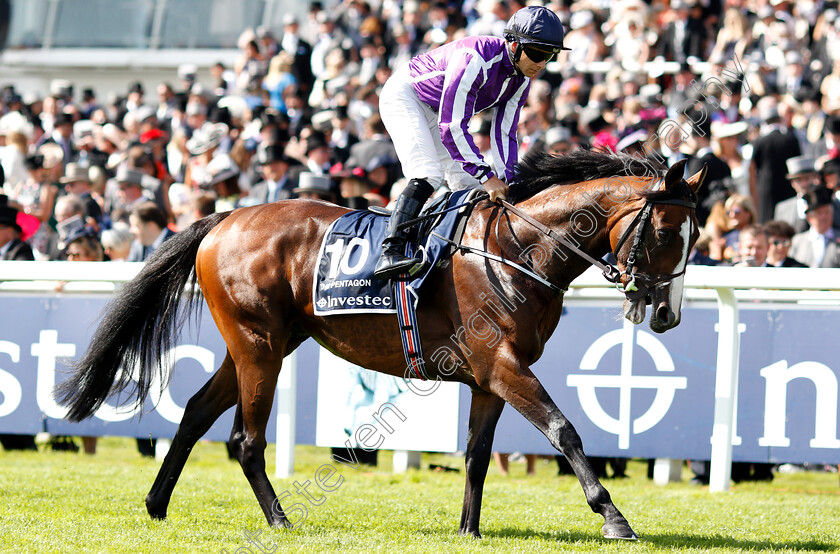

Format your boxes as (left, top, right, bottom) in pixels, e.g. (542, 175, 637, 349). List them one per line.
(483, 176, 509, 203)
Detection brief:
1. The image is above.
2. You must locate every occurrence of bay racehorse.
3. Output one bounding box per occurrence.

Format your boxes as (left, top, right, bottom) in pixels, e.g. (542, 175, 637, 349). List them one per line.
(56, 149, 704, 540)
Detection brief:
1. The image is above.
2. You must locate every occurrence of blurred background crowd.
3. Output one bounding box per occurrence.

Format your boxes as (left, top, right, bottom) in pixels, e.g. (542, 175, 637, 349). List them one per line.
(1, 0, 840, 269)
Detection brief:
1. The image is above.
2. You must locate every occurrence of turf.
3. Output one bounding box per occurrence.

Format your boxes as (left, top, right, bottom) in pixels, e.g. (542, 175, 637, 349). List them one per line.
(1, 437, 838, 553)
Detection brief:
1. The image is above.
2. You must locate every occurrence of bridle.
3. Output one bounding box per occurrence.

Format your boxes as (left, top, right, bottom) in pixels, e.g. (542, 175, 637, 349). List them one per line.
(608, 188, 697, 301)
(498, 182, 697, 299)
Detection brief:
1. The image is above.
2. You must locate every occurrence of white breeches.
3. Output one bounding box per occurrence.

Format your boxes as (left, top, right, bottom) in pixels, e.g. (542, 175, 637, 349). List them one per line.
(379, 65, 479, 191)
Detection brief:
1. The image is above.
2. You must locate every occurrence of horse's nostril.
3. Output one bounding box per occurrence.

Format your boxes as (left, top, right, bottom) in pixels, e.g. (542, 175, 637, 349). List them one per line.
(656, 305, 672, 326)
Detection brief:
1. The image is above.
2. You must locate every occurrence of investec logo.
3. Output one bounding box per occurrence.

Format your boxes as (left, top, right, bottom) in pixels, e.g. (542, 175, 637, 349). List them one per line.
(317, 295, 392, 309)
(567, 320, 686, 449)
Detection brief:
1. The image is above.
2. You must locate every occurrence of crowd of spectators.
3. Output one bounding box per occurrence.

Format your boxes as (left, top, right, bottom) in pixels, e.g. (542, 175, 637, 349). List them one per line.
(3, 0, 840, 453)
(0, 0, 839, 268)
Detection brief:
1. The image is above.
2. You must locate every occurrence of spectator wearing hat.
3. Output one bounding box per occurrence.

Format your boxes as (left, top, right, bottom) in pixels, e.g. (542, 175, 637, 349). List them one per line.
(542, 125, 578, 157)
(184, 122, 230, 191)
(332, 158, 387, 209)
(300, 130, 333, 176)
(820, 156, 840, 192)
(107, 165, 154, 223)
(0, 195, 35, 261)
(200, 154, 242, 212)
(311, 14, 347, 81)
(329, 105, 359, 165)
(37, 111, 77, 168)
(294, 172, 337, 203)
(657, 0, 708, 64)
(711, 120, 750, 195)
(789, 186, 840, 268)
(279, 15, 315, 94)
(561, 10, 606, 73)
(774, 156, 823, 233)
(73, 119, 109, 170)
(763, 220, 808, 267)
(60, 162, 104, 226)
(750, 101, 802, 222)
(615, 127, 648, 159)
(245, 143, 299, 205)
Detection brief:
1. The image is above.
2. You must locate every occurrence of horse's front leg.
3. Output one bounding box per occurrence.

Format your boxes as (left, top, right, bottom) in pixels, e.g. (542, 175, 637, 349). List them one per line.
(459, 388, 506, 538)
(485, 358, 638, 540)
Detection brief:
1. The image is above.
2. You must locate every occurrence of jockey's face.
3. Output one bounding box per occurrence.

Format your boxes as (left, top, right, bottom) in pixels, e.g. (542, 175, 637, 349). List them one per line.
(512, 43, 549, 78)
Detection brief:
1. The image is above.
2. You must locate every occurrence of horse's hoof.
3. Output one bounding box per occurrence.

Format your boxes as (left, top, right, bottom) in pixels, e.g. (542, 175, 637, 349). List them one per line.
(458, 528, 482, 539)
(147, 509, 167, 521)
(602, 522, 639, 540)
(269, 517, 293, 529)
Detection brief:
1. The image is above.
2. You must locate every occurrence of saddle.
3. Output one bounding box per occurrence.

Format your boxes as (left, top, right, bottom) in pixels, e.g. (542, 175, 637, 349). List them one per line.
(313, 188, 481, 317)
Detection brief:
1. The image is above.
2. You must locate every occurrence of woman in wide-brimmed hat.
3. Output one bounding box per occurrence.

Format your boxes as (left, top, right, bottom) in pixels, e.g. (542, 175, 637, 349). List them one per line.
(183, 122, 229, 190)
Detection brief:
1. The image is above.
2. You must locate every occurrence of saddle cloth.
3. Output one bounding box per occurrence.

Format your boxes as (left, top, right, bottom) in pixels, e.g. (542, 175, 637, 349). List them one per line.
(313, 189, 477, 316)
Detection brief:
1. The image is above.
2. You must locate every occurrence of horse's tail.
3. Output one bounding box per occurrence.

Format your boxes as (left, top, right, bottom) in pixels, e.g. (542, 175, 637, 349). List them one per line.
(55, 211, 233, 421)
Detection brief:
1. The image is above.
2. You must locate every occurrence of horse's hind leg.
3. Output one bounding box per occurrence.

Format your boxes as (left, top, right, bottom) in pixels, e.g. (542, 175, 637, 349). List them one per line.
(227, 347, 290, 528)
(459, 388, 505, 538)
(146, 352, 237, 520)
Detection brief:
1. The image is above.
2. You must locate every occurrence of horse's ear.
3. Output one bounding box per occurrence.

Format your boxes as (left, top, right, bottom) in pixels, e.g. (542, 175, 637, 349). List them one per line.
(663, 159, 687, 191)
(685, 163, 708, 194)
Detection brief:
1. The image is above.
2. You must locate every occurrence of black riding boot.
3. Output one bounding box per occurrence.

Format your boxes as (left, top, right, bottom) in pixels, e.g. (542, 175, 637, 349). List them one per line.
(373, 178, 435, 279)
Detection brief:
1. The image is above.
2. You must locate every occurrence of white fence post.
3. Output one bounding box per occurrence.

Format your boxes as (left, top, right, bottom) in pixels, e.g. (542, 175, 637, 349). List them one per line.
(275, 350, 297, 478)
(709, 287, 740, 492)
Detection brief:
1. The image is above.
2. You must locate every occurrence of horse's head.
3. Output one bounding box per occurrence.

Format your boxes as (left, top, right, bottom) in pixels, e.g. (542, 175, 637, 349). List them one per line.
(611, 160, 705, 333)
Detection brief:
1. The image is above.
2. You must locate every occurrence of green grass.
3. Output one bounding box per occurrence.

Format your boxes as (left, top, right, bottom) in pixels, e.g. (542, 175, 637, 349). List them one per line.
(1, 438, 839, 553)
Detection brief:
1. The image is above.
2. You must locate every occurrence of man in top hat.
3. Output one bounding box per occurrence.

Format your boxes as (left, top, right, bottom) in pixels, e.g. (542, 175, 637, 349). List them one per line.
(0, 195, 34, 261)
(37, 110, 77, 167)
(819, 156, 840, 191)
(293, 172, 337, 203)
(244, 143, 300, 205)
(300, 131, 333, 175)
(60, 162, 103, 225)
(280, 14, 314, 94)
(789, 186, 840, 268)
(774, 156, 823, 232)
(750, 101, 802, 222)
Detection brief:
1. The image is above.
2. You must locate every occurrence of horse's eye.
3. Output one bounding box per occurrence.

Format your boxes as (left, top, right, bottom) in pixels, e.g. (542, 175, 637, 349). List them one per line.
(656, 229, 673, 244)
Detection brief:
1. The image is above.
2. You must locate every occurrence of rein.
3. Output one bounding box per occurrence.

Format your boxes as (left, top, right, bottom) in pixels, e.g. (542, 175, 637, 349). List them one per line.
(499, 183, 697, 297)
(399, 182, 696, 298)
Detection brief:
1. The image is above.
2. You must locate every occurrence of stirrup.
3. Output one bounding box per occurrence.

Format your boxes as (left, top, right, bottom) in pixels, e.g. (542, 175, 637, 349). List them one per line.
(374, 254, 421, 280)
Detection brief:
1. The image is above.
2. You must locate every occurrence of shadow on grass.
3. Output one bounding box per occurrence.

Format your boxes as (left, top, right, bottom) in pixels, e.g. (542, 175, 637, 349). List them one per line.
(483, 527, 837, 551)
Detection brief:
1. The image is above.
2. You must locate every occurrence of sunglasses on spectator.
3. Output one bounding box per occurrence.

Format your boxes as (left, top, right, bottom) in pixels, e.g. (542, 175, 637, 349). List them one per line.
(522, 46, 558, 63)
(771, 239, 791, 247)
(727, 207, 744, 215)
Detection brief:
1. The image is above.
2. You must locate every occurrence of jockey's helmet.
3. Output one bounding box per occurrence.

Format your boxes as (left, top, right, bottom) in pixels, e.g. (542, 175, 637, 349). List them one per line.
(503, 6, 570, 54)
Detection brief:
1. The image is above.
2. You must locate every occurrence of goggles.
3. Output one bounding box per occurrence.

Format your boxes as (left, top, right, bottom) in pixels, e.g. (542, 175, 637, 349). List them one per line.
(522, 45, 558, 63)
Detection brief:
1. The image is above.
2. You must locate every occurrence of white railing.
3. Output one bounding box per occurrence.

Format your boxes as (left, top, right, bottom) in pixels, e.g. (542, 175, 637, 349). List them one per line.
(3, 262, 840, 489)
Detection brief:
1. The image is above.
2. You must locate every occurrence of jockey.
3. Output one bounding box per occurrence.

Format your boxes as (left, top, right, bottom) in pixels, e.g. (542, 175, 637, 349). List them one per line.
(374, 5, 569, 279)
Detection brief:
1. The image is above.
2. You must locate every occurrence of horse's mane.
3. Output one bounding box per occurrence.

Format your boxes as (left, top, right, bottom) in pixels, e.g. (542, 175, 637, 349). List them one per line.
(508, 149, 667, 204)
